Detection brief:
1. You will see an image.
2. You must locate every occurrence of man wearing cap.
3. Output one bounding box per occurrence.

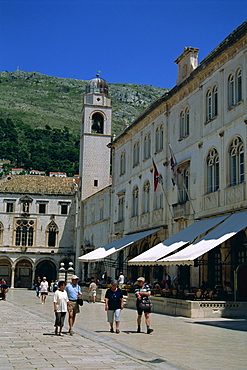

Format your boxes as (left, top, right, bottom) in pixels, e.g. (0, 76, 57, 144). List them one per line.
(65, 275, 82, 335)
(135, 277, 154, 334)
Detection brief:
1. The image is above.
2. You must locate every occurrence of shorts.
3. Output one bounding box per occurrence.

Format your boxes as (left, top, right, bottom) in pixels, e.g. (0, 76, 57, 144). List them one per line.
(68, 300, 80, 314)
(136, 301, 151, 315)
(41, 292, 48, 296)
(89, 290, 96, 297)
(55, 312, 66, 327)
(107, 309, 121, 323)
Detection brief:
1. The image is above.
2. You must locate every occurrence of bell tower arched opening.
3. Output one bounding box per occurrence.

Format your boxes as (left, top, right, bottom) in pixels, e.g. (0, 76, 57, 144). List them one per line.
(91, 113, 104, 134)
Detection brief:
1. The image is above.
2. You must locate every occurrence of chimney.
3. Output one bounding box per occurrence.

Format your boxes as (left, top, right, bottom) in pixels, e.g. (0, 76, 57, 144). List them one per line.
(174, 47, 199, 85)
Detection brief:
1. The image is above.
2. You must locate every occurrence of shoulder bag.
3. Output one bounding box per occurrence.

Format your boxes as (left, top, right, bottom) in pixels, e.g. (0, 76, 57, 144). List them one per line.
(139, 297, 153, 309)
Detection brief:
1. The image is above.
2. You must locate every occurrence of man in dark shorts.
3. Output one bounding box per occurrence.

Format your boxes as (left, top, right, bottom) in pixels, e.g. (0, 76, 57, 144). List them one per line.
(135, 277, 154, 334)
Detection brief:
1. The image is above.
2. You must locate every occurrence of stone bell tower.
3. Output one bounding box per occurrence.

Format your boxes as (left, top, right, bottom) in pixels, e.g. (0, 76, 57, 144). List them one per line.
(79, 74, 112, 200)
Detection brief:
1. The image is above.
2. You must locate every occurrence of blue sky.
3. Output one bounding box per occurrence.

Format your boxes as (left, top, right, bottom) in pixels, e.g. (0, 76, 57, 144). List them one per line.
(1, 0, 246, 88)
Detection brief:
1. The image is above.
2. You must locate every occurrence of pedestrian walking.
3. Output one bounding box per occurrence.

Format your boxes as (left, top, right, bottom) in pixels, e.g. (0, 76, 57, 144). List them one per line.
(53, 280, 58, 292)
(105, 280, 124, 333)
(118, 271, 125, 289)
(135, 277, 154, 334)
(53, 281, 71, 336)
(65, 275, 82, 335)
(40, 277, 49, 304)
(35, 276, 41, 298)
(88, 278, 97, 303)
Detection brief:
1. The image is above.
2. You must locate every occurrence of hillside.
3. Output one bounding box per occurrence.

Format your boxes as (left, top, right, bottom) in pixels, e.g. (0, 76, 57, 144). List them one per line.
(0, 71, 167, 136)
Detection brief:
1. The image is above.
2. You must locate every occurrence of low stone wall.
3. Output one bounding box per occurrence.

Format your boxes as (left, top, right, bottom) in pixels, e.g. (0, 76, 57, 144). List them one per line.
(125, 293, 247, 318)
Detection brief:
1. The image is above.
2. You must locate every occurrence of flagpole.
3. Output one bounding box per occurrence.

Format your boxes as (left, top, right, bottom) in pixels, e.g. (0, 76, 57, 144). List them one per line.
(152, 157, 174, 219)
(159, 173, 174, 219)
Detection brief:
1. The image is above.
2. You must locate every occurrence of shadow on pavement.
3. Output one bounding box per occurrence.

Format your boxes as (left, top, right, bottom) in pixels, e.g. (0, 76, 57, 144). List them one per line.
(192, 319, 247, 331)
(140, 358, 167, 364)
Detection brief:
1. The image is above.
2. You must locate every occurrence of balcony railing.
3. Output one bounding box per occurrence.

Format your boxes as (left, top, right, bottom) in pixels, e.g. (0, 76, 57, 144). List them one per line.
(172, 201, 190, 219)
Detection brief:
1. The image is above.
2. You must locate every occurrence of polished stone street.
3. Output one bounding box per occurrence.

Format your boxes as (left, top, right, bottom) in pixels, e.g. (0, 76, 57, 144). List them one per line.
(1, 289, 247, 369)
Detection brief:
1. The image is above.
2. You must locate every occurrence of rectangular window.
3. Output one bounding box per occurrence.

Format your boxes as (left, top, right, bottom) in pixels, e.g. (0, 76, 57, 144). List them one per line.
(94, 179, 98, 187)
(39, 203, 46, 214)
(61, 204, 68, 215)
(6, 202, 14, 212)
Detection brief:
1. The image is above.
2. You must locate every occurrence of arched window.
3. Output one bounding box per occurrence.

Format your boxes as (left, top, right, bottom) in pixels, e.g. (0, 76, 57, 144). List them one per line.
(132, 186, 139, 217)
(133, 141, 140, 166)
(15, 219, 34, 247)
(236, 69, 242, 103)
(207, 148, 219, 193)
(144, 133, 151, 159)
(206, 90, 212, 121)
(155, 127, 160, 152)
(120, 151, 126, 175)
(160, 125, 163, 150)
(212, 86, 218, 117)
(47, 221, 58, 247)
(229, 137, 244, 186)
(228, 74, 234, 107)
(180, 111, 185, 139)
(185, 109, 189, 136)
(178, 168, 190, 202)
(91, 113, 104, 134)
(179, 110, 189, 139)
(143, 181, 150, 213)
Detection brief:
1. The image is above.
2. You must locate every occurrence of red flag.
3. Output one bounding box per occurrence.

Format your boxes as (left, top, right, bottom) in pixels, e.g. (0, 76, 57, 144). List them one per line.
(152, 158, 162, 193)
(169, 144, 181, 186)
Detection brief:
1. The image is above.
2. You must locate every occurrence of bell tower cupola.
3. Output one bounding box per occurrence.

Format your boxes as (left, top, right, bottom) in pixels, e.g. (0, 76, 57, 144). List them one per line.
(79, 73, 112, 200)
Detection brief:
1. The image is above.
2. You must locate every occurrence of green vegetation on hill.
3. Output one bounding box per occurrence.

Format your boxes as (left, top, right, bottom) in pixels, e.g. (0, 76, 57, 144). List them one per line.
(0, 118, 79, 176)
(0, 71, 166, 136)
(0, 71, 167, 174)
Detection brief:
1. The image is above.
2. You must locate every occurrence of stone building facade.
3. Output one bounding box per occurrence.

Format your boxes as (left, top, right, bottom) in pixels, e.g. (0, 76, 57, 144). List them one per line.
(0, 175, 77, 287)
(79, 21, 247, 299)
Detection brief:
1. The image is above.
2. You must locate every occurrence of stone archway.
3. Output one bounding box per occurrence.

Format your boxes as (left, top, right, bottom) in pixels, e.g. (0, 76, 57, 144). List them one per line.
(0, 258, 12, 286)
(35, 260, 57, 285)
(14, 259, 33, 288)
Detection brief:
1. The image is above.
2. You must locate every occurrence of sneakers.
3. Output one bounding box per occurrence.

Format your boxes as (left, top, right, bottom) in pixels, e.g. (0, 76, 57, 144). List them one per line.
(110, 328, 114, 333)
(147, 328, 154, 334)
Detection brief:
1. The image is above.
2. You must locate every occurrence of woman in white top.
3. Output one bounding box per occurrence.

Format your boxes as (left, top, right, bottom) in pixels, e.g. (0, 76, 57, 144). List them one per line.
(40, 277, 49, 304)
(53, 281, 71, 336)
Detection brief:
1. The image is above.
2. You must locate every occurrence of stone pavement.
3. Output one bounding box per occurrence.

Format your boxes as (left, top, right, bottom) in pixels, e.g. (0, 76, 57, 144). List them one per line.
(2, 289, 247, 369)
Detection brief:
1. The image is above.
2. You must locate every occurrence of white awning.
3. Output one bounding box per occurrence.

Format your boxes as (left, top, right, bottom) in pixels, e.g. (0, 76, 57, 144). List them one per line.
(160, 211, 247, 265)
(78, 228, 160, 262)
(128, 215, 228, 266)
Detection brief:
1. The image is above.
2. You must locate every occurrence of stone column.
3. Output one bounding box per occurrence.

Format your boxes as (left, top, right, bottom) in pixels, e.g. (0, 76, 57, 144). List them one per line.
(10, 267, 15, 289)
